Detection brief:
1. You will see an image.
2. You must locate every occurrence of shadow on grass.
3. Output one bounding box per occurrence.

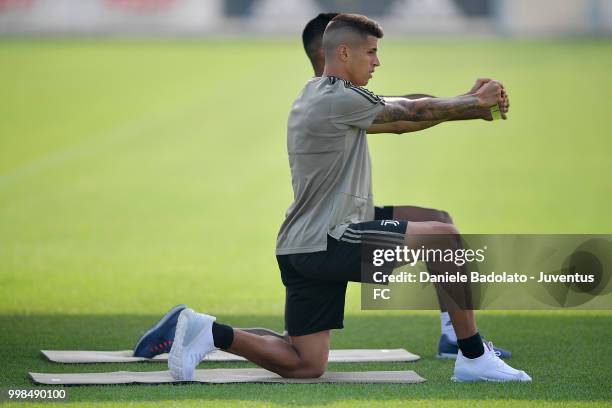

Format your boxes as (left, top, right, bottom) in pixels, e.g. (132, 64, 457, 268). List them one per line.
(1, 313, 611, 404)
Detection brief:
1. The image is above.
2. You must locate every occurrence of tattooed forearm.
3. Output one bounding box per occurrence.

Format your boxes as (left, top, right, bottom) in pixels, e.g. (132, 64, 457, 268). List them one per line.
(386, 94, 490, 121)
(373, 95, 482, 124)
(402, 94, 487, 121)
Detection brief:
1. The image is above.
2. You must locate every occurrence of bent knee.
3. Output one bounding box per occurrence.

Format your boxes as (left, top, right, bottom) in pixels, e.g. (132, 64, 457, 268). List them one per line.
(280, 370, 325, 379)
(279, 363, 326, 379)
(308, 368, 325, 378)
(300, 366, 326, 379)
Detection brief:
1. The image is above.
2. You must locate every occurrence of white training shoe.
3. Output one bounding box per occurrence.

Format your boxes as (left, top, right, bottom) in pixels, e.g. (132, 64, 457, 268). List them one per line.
(452, 341, 532, 382)
(168, 308, 217, 381)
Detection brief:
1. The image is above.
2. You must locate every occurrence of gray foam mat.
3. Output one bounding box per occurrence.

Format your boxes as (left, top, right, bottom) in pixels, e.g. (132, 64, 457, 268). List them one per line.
(41, 348, 420, 364)
(30, 368, 425, 385)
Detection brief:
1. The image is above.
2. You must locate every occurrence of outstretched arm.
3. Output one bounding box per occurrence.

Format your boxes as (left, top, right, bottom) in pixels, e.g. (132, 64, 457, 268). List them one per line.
(372, 80, 504, 125)
(392, 94, 495, 122)
(367, 91, 476, 134)
(373, 95, 480, 124)
(384, 78, 510, 123)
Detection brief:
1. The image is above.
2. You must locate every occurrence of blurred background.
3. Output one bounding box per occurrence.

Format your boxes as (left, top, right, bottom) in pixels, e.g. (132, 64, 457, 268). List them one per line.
(1, 0, 612, 37)
(0, 0, 610, 315)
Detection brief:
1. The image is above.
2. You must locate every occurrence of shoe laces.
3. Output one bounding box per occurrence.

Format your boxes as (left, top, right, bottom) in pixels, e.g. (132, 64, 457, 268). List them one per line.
(485, 341, 506, 368)
(486, 341, 502, 357)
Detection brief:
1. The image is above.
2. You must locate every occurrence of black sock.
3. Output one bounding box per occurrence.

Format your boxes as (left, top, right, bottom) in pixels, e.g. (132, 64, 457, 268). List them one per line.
(457, 332, 484, 359)
(212, 322, 234, 350)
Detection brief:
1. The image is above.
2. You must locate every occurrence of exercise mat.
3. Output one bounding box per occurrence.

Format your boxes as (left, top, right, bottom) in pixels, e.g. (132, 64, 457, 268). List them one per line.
(30, 368, 425, 385)
(41, 348, 420, 364)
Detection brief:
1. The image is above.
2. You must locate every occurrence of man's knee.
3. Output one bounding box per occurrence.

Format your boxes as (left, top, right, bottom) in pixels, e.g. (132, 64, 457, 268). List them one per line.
(280, 360, 327, 378)
(306, 366, 326, 378)
(298, 363, 326, 378)
(281, 330, 329, 378)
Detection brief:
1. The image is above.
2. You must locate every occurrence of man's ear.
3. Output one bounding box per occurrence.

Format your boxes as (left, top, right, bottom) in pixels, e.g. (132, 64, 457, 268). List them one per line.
(337, 44, 349, 62)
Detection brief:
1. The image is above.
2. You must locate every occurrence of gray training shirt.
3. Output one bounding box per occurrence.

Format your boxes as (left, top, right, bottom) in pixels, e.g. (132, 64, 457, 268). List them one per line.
(276, 76, 385, 255)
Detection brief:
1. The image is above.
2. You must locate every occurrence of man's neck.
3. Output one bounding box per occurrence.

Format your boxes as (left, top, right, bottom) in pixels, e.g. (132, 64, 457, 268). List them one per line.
(322, 66, 351, 82)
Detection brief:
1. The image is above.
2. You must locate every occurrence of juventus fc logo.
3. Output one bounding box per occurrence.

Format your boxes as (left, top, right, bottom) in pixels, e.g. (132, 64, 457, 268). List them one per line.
(381, 220, 400, 227)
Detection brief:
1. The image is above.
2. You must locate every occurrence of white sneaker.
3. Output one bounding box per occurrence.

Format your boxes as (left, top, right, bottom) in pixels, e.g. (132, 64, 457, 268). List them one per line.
(452, 341, 532, 382)
(168, 308, 217, 381)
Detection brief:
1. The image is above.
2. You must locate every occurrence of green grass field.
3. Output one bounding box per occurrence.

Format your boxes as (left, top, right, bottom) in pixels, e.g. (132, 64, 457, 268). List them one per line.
(1, 39, 611, 407)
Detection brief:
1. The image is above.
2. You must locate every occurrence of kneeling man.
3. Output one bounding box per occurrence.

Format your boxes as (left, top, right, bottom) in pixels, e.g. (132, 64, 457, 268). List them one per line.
(169, 13, 531, 383)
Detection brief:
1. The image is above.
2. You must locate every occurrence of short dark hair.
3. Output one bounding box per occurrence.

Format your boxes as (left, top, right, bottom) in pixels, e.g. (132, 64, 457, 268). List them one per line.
(302, 13, 339, 65)
(326, 13, 384, 40)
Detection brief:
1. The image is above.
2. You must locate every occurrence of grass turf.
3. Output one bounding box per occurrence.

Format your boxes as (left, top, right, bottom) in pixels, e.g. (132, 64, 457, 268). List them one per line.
(1, 39, 611, 407)
(3, 312, 612, 407)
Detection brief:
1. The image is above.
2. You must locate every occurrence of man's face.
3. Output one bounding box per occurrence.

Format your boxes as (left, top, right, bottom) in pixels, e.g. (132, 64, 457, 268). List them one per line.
(346, 35, 380, 86)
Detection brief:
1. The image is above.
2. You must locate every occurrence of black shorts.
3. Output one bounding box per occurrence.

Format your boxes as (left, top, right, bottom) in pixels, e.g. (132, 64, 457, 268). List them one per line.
(277, 207, 406, 337)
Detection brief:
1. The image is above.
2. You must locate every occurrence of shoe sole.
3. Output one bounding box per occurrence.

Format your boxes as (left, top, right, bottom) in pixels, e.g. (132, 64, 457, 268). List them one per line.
(452, 374, 506, 382)
(134, 304, 186, 357)
(168, 310, 189, 381)
(452, 371, 531, 382)
(452, 375, 529, 382)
